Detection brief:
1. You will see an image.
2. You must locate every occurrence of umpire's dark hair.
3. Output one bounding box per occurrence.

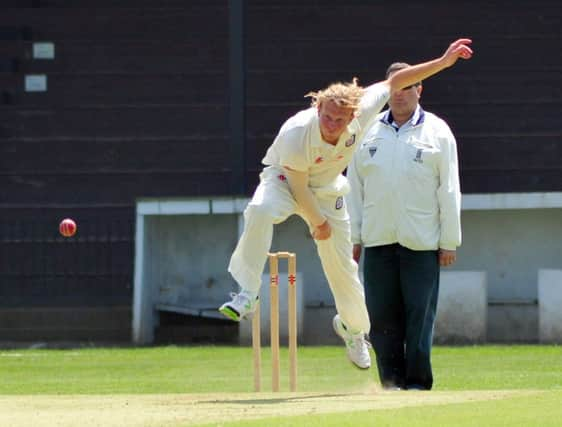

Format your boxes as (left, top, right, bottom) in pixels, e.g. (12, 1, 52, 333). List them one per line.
(386, 62, 422, 86)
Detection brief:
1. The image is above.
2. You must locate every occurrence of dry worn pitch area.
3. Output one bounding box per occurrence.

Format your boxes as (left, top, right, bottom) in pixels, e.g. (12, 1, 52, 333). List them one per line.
(0, 389, 538, 426)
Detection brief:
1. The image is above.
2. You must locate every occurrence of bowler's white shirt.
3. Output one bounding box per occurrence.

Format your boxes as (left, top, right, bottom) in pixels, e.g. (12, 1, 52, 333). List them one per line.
(262, 82, 389, 193)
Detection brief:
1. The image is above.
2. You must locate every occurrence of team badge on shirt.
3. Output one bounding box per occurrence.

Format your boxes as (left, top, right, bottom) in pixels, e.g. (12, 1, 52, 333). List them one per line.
(369, 147, 377, 158)
(345, 134, 356, 147)
(314, 156, 324, 164)
(335, 196, 343, 210)
(413, 149, 423, 163)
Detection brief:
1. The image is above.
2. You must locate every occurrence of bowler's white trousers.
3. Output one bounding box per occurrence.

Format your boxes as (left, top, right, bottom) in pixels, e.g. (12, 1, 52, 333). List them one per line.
(228, 167, 371, 333)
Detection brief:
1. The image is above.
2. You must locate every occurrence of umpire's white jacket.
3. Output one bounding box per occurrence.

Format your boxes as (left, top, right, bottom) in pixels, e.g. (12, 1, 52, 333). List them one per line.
(346, 106, 462, 251)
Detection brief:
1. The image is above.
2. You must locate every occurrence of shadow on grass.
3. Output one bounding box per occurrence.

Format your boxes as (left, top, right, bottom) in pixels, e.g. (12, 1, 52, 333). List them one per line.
(202, 393, 351, 405)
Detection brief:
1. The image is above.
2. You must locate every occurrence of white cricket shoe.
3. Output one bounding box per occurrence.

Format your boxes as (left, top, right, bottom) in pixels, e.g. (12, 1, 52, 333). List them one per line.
(332, 314, 371, 369)
(219, 292, 258, 322)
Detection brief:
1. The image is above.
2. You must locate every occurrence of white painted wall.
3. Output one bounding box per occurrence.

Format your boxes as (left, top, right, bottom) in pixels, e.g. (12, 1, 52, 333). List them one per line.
(133, 194, 562, 344)
(455, 209, 562, 302)
(434, 271, 487, 343)
(538, 269, 562, 343)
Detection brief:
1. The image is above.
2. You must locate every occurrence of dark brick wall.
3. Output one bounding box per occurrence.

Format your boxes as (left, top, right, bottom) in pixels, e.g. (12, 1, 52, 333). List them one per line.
(243, 0, 562, 193)
(0, 2, 229, 340)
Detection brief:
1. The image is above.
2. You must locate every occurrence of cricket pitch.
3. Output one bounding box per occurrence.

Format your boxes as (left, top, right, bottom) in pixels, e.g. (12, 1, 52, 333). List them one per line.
(0, 389, 538, 426)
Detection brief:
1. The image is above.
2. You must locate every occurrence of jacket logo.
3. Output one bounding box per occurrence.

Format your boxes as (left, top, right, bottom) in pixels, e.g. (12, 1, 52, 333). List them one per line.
(413, 149, 423, 163)
(345, 135, 356, 147)
(335, 196, 343, 210)
(314, 156, 324, 164)
(369, 147, 377, 158)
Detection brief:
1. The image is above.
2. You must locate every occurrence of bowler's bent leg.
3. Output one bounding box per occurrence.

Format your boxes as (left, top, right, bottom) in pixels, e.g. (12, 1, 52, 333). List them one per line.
(228, 173, 297, 295)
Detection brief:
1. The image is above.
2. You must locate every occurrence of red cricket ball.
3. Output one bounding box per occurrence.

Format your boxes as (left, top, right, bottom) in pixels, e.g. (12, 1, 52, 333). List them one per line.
(59, 218, 77, 237)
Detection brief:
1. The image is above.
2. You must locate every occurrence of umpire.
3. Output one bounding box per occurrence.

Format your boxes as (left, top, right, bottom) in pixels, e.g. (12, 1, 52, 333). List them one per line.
(346, 62, 462, 390)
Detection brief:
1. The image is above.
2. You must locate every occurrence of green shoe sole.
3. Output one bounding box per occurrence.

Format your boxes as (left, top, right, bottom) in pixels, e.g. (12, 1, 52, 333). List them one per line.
(219, 306, 241, 322)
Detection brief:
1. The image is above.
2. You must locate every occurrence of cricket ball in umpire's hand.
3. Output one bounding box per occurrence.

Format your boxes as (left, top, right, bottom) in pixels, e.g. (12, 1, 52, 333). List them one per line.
(59, 218, 77, 237)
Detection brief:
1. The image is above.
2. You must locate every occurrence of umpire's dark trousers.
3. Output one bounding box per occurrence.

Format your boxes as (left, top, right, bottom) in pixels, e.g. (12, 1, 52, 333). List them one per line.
(363, 243, 440, 390)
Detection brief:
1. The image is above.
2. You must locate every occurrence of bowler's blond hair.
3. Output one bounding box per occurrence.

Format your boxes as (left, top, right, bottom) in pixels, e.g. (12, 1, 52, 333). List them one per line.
(305, 77, 364, 111)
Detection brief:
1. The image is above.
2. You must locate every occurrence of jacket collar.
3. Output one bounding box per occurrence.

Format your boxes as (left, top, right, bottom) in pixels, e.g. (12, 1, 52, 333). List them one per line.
(380, 105, 425, 127)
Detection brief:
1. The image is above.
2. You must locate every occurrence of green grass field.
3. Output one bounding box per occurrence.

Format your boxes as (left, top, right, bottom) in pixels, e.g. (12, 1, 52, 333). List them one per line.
(0, 345, 560, 426)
